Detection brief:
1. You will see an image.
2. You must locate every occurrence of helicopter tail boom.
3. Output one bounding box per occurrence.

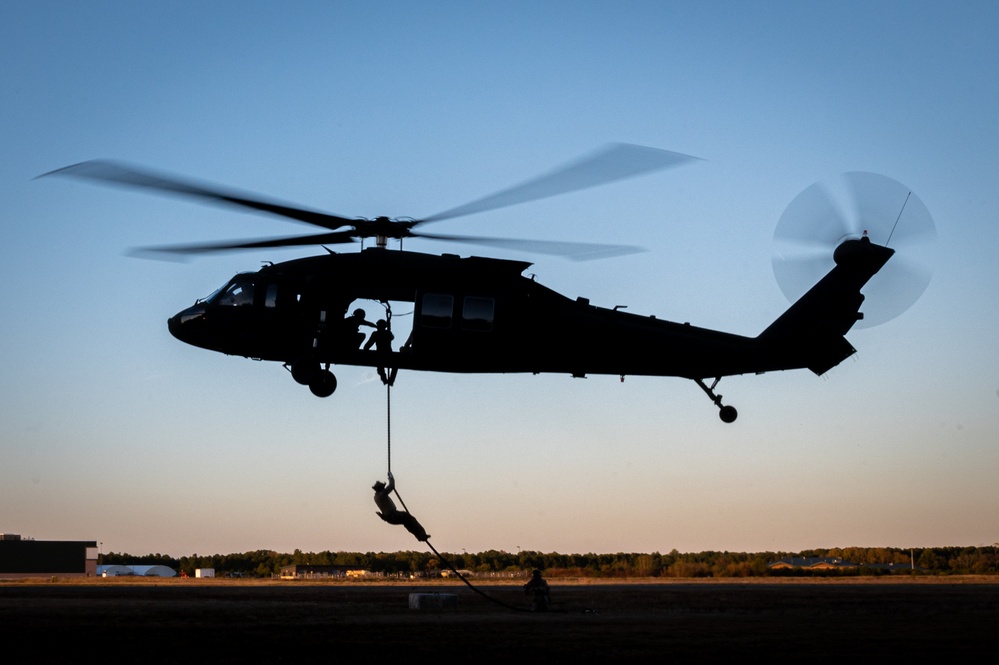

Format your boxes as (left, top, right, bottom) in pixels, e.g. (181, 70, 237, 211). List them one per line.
(756, 237, 894, 375)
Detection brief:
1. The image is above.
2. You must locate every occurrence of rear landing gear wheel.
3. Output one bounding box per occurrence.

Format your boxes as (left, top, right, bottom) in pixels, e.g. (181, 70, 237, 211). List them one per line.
(309, 370, 337, 397)
(694, 377, 738, 424)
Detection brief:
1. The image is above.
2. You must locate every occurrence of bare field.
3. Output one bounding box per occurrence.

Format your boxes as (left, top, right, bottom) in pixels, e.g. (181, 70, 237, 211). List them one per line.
(4, 577, 997, 661)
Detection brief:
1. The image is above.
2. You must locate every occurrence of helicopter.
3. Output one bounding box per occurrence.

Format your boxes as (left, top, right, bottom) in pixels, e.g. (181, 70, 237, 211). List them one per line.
(41, 145, 935, 422)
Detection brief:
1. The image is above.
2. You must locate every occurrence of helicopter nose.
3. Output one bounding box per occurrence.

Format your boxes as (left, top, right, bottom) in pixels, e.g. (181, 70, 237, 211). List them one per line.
(168, 313, 181, 340)
(168, 305, 206, 344)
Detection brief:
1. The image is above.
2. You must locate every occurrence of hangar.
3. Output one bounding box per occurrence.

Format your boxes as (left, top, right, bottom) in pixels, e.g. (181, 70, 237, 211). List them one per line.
(97, 564, 177, 577)
(0, 533, 97, 578)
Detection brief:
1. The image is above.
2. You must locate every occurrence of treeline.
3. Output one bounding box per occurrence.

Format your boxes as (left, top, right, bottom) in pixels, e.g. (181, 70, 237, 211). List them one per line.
(101, 545, 999, 579)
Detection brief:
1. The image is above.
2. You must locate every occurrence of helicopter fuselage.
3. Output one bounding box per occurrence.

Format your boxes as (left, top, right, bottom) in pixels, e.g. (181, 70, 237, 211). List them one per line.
(168, 240, 893, 413)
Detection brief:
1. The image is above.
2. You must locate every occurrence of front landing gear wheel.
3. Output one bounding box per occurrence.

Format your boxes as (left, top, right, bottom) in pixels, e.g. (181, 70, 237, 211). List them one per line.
(291, 357, 320, 385)
(719, 405, 738, 423)
(309, 370, 337, 397)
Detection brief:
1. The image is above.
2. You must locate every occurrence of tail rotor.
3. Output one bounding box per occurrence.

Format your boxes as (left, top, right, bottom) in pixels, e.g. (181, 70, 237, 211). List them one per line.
(772, 172, 936, 328)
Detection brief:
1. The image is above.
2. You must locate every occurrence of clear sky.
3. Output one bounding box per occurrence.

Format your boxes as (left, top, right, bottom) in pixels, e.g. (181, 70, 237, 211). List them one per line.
(2, 1, 997, 557)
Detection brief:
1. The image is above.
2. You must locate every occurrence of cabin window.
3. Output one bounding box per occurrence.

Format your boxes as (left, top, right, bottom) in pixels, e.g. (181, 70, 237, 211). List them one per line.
(421, 293, 453, 328)
(462, 296, 495, 331)
(264, 283, 279, 308)
(218, 278, 255, 307)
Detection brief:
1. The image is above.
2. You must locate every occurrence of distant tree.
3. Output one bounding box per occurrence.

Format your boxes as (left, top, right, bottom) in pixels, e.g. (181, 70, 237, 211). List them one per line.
(635, 554, 660, 577)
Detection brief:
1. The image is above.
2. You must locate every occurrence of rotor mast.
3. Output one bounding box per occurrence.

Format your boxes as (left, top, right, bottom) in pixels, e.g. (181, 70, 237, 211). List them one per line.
(368, 216, 411, 250)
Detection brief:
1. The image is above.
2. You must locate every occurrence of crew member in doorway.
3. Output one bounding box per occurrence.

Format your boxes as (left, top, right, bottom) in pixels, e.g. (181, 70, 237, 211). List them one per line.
(344, 308, 376, 348)
(372, 472, 430, 542)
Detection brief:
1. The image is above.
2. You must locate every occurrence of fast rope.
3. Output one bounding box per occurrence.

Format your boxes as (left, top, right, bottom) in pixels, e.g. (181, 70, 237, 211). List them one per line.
(386, 382, 391, 475)
(380, 381, 533, 613)
(425, 538, 532, 612)
(384, 297, 393, 476)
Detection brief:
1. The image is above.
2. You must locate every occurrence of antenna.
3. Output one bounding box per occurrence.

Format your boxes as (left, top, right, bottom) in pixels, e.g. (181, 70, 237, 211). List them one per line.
(885, 191, 911, 247)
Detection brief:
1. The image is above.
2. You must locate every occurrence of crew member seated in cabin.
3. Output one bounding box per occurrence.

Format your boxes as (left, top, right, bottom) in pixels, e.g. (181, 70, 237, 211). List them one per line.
(363, 319, 398, 386)
(372, 472, 430, 542)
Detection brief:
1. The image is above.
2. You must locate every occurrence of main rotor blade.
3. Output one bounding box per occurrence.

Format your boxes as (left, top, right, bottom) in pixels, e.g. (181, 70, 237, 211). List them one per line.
(128, 230, 358, 258)
(40, 160, 357, 231)
(420, 143, 699, 224)
(413, 231, 645, 261)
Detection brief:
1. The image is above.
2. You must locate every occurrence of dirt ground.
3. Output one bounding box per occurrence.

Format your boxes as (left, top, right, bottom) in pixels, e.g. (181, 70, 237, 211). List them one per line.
(3, 577, 997, 661)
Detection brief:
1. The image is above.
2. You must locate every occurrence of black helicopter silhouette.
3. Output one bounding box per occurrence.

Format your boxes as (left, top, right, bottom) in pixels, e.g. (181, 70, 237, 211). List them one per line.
(41, 145, 934, 422)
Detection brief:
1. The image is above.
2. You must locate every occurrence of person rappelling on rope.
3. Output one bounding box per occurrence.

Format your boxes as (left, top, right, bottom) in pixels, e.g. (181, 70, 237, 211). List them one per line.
(372, 472, 430, 542)
(363, 319, 398, 386)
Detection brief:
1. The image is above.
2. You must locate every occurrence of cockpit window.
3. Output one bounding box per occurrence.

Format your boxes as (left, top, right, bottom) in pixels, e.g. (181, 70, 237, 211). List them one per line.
(218, 278, 255, 307)
(197, 285, 225, 305)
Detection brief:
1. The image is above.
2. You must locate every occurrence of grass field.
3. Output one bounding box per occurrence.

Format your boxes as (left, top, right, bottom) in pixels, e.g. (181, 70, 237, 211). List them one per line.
(3, 577, 996, 661)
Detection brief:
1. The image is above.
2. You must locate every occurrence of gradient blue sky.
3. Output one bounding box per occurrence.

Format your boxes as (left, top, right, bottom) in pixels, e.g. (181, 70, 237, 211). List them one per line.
(3, 1, 997, 557)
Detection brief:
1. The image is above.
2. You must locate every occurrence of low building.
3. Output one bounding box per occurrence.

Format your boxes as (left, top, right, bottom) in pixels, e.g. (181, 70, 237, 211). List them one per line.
(0, 534, 97, 578)
(767, 557, 858, 571)
(280, 564, 349, 579)
(768, 558, 924, 573)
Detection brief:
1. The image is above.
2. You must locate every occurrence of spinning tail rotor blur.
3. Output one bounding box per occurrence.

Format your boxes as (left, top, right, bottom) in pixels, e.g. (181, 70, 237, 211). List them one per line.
(772, 172, 936, 328)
